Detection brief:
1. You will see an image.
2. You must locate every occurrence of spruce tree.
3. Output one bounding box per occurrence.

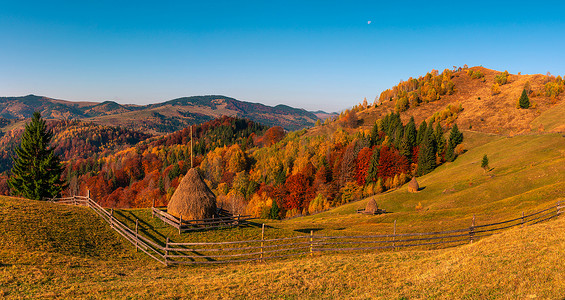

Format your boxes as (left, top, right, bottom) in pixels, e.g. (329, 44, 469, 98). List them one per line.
(446, 123, 464, 162)
(481, 154, 489, 172)
(8, 112, 66, 200)
(365, 147, 380, 183)
(416, 128, 436, 176)
(434, 122, 446, 156)
(518, 89, 530, 109)
(448, 123, 463, 147)
(269, 199, 280, 220)
(405, 117, 417, 149)
(416, 120, 427, 145)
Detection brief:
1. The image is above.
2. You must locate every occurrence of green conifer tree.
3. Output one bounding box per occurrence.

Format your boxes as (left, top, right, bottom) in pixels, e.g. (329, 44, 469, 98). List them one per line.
(481, 154, 489, 172)
(416, 120, 427, 145)
(518, 89, 530, 109)
(416, 129, 436, 176)
(8, 112, 66, 200)
(405, 117, 417, 149)
(365, 147, 380, 183)
(446, 123, 464, 162)
(269, 199, 280, 220)
(434, 122, 446, 156)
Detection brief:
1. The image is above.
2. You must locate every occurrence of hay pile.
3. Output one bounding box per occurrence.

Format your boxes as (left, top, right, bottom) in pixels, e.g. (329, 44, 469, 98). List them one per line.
(167, 168, 217, 220)
(408, 177, 419, 193)
(365, 198, 378, 214)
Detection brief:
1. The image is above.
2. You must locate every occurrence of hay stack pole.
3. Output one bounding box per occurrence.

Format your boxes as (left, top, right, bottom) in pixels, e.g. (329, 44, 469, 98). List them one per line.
(190, 125, 193, 169)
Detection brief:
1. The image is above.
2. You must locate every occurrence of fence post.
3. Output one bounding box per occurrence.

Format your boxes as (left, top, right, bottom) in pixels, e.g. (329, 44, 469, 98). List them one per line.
(110, 208, 114, 229)
(87, 189, 90, 199)
(470, 214, 475, 244)
(135, 219, 139, 252)
(393, 220, 397, 250)
(521, 211, 525, 228)
(260, 224, 265, 262)
(310, 230, 314, 257)
(165, 237, 169, 266)
(179, 215, 182, 235)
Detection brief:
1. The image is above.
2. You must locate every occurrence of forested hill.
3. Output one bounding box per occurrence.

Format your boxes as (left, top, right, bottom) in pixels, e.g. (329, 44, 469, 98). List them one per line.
(0, 95, 319, 133)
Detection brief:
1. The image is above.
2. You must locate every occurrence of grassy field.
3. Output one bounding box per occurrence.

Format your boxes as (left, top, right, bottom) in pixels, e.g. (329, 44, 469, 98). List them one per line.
(1, 196, 564, 299)
(1, 132, 564, 299)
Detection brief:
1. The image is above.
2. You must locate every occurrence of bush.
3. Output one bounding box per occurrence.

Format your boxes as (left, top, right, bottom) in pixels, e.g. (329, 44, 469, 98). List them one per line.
(494, 71, 509, 85)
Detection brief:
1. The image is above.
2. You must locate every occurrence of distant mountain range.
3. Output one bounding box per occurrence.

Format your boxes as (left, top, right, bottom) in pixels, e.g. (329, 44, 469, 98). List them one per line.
(0, 95, 327, 134)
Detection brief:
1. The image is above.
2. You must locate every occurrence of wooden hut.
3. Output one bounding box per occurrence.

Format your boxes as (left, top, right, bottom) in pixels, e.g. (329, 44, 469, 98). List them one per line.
(167, 168, 217, 220)
(408, 177, 419, 193)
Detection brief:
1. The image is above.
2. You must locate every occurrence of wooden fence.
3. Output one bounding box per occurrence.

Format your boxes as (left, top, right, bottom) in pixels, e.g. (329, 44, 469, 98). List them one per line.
(51, 195, 564, 265)
(151, 207, 253, 233)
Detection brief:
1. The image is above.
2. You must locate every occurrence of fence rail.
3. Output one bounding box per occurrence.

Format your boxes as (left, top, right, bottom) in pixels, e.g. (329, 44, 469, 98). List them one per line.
(50, 195, 563, 265)
(151, 207, 253, 233)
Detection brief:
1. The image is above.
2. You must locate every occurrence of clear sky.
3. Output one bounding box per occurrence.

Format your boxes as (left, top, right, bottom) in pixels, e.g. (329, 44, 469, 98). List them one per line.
(1, 1, 564, 112)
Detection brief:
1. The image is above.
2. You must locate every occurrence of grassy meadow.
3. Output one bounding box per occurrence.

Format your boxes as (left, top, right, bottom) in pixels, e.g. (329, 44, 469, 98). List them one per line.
(1, 132, 564, 299)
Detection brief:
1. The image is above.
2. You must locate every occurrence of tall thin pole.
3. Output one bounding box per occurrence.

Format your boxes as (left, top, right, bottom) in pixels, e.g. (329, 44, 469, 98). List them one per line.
(190, 125, 193, 169)
(261, 224, 265, 262)
(393, 220, 397, 250)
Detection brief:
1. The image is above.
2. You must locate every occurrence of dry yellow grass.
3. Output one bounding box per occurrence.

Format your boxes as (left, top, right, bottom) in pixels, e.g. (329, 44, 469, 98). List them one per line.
(1, 210, 564, 299)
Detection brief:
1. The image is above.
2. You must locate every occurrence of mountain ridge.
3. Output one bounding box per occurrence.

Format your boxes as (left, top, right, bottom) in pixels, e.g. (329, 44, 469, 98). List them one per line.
(0, 94, 319, 133)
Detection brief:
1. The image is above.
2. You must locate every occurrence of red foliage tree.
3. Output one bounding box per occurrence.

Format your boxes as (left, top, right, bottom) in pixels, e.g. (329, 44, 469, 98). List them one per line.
(0, 175, 9, 195)
(258, 126, 285, 147)
(377, 146, 410, 179)
(355, 147, 373, 185)
(283, 173, 314, 210)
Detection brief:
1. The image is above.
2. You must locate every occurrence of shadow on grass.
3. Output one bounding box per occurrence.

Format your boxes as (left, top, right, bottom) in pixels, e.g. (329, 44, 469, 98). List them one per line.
(113, 210, 168, 244)
(294, 228, 323, 234)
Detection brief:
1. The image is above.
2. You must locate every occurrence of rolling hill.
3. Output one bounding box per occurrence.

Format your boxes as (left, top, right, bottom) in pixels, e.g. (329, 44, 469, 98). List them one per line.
(0, 94, 319, 134)
(352, 66, 564, 135)
(1, 66, 565, 298)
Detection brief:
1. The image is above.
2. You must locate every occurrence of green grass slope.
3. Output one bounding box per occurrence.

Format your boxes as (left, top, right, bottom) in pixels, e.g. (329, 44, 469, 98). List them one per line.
(278, 132, 564, 236)
(1, 201, 564, 299)
(0, 196, 137, 259)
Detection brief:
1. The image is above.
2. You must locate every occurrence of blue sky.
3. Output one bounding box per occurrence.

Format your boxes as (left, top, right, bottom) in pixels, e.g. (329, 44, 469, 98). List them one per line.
(1, 1, 564, 112)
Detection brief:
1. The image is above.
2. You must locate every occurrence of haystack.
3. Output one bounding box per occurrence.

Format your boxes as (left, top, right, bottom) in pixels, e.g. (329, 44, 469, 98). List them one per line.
(408, 177, 419, 193)
(365, 198, 378, 214)
(167, 168, 217, 220)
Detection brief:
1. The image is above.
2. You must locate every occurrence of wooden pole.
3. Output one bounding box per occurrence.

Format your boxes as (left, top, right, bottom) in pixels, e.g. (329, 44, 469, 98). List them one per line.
(190, 125, 193, 169)
(179, 215, 182, 234)
(310, 230, 314, 257)
(165, 237, 169, 266)
(87, 189, 90, 199)
(470, 214, 475, 244)
(261, 224, 265, 262)
(135, 219, 139, 252)
(393, 220, 397, 250)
